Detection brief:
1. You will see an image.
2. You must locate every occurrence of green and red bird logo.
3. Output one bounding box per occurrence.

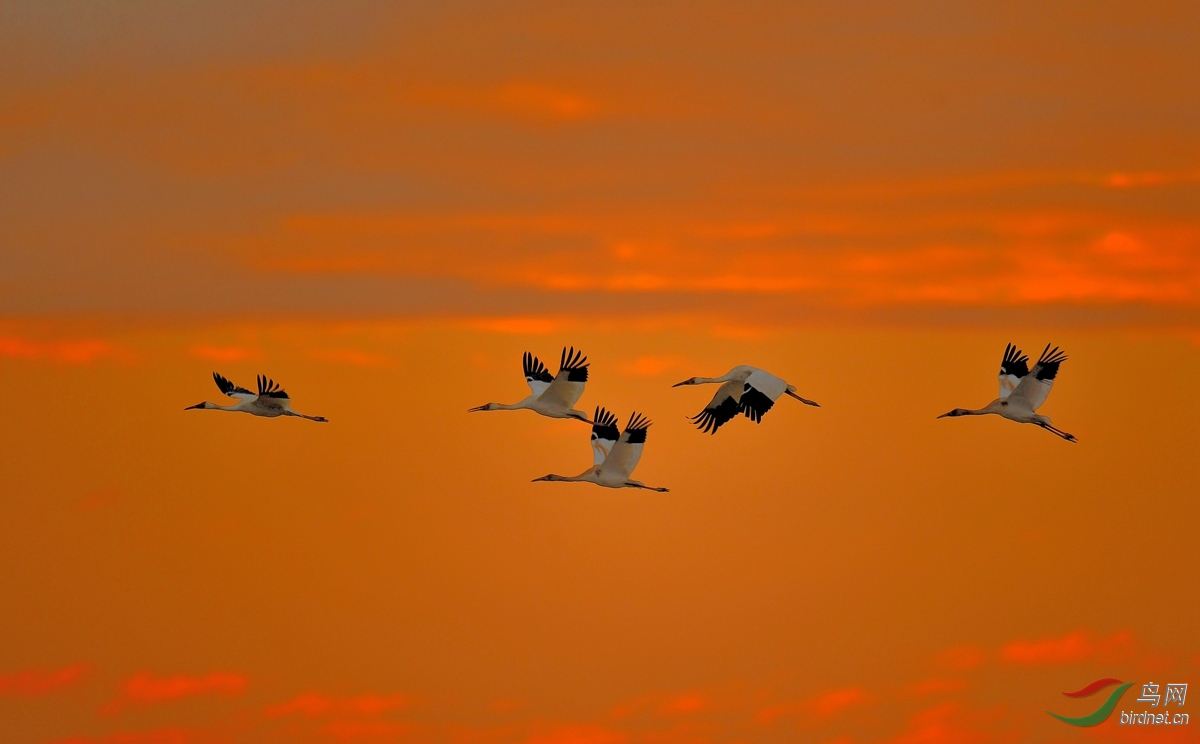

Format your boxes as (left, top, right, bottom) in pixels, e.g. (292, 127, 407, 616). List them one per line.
(1048, 678, 1133, 726)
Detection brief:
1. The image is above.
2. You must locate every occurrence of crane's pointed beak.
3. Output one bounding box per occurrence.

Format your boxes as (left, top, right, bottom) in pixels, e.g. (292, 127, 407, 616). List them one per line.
(185, 402, 205, 410)
(467, 405, 488, 412)
(531, 475, 551, 482)
(936, 410, 955, 419)
(671, 379, 693, 387)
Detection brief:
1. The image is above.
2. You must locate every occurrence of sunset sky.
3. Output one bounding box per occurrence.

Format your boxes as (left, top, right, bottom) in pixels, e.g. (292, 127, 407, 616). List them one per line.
(1, 2, 1198, 743)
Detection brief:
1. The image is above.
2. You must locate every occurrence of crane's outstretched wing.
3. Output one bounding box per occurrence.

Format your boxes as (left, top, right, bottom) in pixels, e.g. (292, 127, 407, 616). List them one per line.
(739, 368, 788, 423)
(689, 379, 742, 434)
(523, 352, 554, 397)
(1009, 344, 1066, 410)
(213, 372, 256, 401)
(599, 412, 651, 479)
(590, 407, 620, 466)
(539, 346, 589, 408)
(998, 343, 1030, 398)
(256, 375, 290, 399)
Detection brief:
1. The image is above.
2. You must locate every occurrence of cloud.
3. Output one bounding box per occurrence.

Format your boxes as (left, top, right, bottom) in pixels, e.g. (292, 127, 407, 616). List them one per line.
(188, 345, 261, 363)
(242, 207, 1200, 319)
(266, 692, 411, 718)
(0, 664, 88, 696)
(321, 719, 411, 742)
(881, 702, 1022, 744)
(466, 317, 575, 335)
(524, 724, 629, 744)
(1105, 170, 1200, 188)
(46, 728, 195, 744)
(0, 336, 122, 364)
(657, 693, 708, 716)
(4, 1, 1200, 331)
(999, 630, 1133, 667)
(618, 355, 687, 377)
(307, 347, 390, 367)
(755, 686, 870, 726)
(607, 689, 715, 722)
(104, 672, 248, 713)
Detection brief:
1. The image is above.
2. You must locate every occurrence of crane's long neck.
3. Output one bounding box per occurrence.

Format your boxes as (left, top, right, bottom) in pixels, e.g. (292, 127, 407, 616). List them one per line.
(469, 398, 533, 413)
(674, 373, 739, 388)
(534, 470, 599, 484)
(495, 398, 536, 411)
(189, 401, 240, 412)
(940, 402, 1000, 418)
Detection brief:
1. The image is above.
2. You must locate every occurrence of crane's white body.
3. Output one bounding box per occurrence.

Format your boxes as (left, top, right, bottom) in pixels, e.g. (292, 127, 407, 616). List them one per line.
(533, 409, 668, 491)
(186, 373, 328, 422)
(470, 348, 591, 423)
(938, 343, 1076, 442)
(673, 365, 818, 434)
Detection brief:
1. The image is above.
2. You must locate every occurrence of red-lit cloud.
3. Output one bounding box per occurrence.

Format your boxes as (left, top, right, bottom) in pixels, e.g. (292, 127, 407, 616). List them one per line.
(242, 207, 1200, 318)
(0, 336, 121, 364)
(307, 347, 390, 367)
(755, 686, 871, 725)
(656, 693, 709, 716)
(524, 723, 629, 744)
(465, 317, 576, 336)
(1105, 170, 1200, 188)
(266, 692, 411, 718)
(881, 702, 1021, 744)
(608, 689, 715, 722)
(188, 345, 261, 363)
(0, 664, 89, 696)
(617, 355, 687, 377)
(104, 672, 248, 713)
(47, 728, 196, 744)
(1000, 630, 1133, 666)
(321, 719, 411, 742)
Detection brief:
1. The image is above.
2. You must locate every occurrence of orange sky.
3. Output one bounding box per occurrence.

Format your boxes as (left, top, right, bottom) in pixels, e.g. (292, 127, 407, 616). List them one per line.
(1, 3, 1199, 744)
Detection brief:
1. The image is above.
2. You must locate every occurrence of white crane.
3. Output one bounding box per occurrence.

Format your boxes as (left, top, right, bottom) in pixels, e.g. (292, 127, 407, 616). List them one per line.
(532, 407, 669, 492)
(469, 347, 591, 423)
(186, 373, 328, 422)
(938, 343, 1077, 442)
(672, 365, 819, 434)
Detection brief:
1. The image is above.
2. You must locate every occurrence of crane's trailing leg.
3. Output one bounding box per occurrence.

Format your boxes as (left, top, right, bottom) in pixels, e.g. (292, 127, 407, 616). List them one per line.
(785, 389, 820, 406)
(1036, 421, 1077, 443)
